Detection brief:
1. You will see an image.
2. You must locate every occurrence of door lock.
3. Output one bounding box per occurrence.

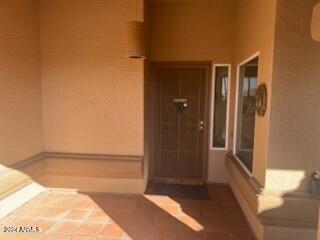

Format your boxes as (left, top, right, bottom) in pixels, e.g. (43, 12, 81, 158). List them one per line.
(173, 98, 188, 113)
(199, 120, 204, 130)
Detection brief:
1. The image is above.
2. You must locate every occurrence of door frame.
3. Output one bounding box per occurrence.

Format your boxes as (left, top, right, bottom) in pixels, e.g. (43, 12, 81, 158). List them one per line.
(149, 61, 212, 184)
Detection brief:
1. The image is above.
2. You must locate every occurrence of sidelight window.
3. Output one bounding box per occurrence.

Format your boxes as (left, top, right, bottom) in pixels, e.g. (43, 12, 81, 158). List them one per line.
(211, 65, 230, 149)
(234, 56, 259, 174)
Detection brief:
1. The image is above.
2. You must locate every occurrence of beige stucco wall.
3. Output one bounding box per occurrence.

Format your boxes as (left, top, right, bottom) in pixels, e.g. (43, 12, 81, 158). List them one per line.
(230, 1, 320, 238)
(149, 0, 237, 183)
(0, 0, 43, 166)
(266, 0, 320, 192)
(318, 206, 320, 240)
(233, 0, 320, 194)
(39, 0, 144, 156)
(150, 0, 236, 62)
(234, 0, 277, 186)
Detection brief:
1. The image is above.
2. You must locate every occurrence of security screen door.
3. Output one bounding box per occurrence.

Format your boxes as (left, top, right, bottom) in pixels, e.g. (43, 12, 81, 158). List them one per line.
(153, 63, 210, 184)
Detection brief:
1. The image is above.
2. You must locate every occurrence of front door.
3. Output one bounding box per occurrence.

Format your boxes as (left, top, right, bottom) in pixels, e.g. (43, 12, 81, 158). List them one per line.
(153, 63, 210, 184)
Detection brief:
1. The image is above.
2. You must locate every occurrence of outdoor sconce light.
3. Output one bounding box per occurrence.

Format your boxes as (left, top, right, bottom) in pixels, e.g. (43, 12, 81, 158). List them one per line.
(127, 21, 146, 59)
(255, 84, 267, 117)
(311, 2, 320, 42)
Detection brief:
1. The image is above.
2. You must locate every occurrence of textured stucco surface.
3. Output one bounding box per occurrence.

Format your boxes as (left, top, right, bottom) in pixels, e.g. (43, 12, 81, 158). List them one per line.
(150, 0, 236, 62)
(266, 0, 320, 192)
(149, 0, 237, 183)
(39, 0, 144, 155)
(234, 0, 277, 186)
(311, 2, 320, 41)
(0, 0, 43, 166)
(318, 207, 320, 240)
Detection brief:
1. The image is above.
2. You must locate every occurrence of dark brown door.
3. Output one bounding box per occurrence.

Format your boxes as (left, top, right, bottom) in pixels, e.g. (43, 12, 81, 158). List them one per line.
(153, 63, 210, 184)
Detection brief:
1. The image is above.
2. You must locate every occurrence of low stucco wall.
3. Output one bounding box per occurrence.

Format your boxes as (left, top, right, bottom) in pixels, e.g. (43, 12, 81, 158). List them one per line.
(0, 152, 145, 200)
(0, 153, 144, 219)
(226, 154, 318, 240)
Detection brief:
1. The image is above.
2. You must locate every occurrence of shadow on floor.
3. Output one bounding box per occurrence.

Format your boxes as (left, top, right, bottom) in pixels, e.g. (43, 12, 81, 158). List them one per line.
(145, 182, 210, 200)
(0, 183, 256, 240)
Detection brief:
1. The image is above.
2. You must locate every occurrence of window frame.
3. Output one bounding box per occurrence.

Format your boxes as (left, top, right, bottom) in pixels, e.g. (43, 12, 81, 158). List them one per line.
(233, 52, 260, 176)
(210, 63, 231, 151)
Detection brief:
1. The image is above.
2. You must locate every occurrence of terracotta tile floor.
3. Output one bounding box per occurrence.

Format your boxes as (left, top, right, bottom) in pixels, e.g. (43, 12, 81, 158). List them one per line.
(0, 184, 256, 240)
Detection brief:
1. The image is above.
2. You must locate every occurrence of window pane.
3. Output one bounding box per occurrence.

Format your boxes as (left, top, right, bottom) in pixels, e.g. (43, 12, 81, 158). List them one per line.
(212, 66, 229, 148)
(236, 57, 259, 172)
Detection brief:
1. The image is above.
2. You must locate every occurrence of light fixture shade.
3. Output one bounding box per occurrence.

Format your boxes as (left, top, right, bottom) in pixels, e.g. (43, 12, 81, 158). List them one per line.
(127, 21, 145, 59)
(311, 2, 320, 42)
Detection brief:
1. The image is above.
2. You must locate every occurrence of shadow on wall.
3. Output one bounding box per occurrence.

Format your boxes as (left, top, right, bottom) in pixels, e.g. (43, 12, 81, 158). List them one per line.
(0, 154, 46, 196)
(227, 152, 319, 240)
(258, 174, 319, 240)
(0, 151, 145, 205)
(256, 0, 320, 238)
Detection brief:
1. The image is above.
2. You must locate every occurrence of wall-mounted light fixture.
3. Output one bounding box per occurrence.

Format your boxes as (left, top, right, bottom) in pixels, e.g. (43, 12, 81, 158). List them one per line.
(311, 2, 320, 42)
(127, 21, 145, 59)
